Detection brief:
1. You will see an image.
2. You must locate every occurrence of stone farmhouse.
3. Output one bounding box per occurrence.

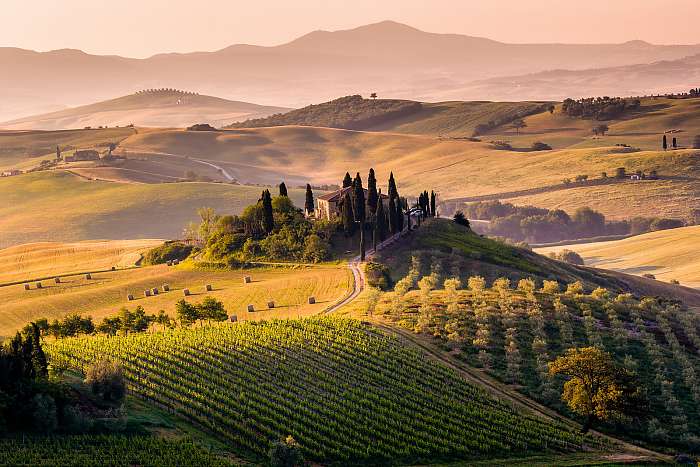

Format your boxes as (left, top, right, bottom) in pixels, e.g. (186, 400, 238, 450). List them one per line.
(315, 187, 389, 220)
(64, 149, 100, 162)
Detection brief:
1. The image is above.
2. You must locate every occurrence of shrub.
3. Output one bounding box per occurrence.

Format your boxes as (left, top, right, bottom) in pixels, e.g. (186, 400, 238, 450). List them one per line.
(302, 234, 329, 263)
(556, 250, 584, 265)
(30, 394, 57, 434)
(566, 281, 584, 295)
(269, 435, 304, 467)
(85, 359, 126, 403)
(517, 278, 536, 294)
(207, 233, 247, 259)
(642, 273, 656, 280)
(144, 242, 193, 265)
(531, 141, 552, 151)
(365, 262, 392, 290)
(490, 140, 513, 150)
(468, 276, 486, 293)
(649, 218, 684, 231)
(541, 280, 560, 294)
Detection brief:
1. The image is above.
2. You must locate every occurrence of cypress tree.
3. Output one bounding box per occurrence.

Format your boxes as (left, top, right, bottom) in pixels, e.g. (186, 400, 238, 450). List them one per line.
(388, 172, 398, 200)
(672, 137, 677, 149)
(342, 191, 355, 236)
(372, 214, 378, 252)
(388, 196, 397, 234)
(304, 184, 314, 215)
(352, 172, 365, 223)
(367, 168, 378, 214)
(261, 189, 274, 234)
(279, 182, 288, 197)
(662, 134, 668, 150)
(31, 323, 48, 379)
(343, 172, 353, 188)
(430, 190, 436, 217)
(396, 199, 404, 232)
(376, 196, 387, 241)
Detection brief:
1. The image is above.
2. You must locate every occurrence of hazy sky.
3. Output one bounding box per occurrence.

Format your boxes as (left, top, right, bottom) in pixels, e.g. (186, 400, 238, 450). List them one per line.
(2, 0, 699, 57)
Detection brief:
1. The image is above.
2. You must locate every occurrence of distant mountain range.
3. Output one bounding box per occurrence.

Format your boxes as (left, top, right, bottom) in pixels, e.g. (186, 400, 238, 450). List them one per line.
(3, 20, 700, 122)
(0, 90, 289, 130)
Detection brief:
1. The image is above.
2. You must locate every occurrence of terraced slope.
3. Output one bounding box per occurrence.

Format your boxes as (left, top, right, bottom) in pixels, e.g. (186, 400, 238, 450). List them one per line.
(47, 317, 599, 464)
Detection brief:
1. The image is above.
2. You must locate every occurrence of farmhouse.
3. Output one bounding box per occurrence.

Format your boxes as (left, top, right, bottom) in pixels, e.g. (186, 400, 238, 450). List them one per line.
(64, 149, 100, 162)
(315, 187, 389, 220)
(1, 169, 22, 177)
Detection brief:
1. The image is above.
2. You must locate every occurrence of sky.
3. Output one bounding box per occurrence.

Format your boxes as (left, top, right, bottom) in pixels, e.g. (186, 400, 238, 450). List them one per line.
(2, 0, 699, 58)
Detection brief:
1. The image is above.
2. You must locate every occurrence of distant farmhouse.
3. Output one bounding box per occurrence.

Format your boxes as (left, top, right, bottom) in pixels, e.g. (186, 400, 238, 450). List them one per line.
(64, 149, 100, 162)
(1, 169, 22, 177)
(315, 186, 389, 220)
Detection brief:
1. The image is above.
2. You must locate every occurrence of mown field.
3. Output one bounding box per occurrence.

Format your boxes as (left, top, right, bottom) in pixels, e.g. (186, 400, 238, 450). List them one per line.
(0, 261, 350, 340)
(47, 317, 602, 464)
(0, 171, 306, 248)
(536, 225, 700, 287)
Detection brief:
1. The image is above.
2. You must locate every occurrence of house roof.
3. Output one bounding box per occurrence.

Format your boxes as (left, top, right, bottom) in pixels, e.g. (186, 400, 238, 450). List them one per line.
(317, 186, 390, 202)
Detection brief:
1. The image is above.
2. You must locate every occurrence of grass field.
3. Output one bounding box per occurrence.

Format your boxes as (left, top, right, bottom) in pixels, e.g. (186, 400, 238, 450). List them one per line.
(0, 261, 350, 339)
(535, 225, 700, 287)
(0, 170, 307, 248)
(0, 239, 162, 284)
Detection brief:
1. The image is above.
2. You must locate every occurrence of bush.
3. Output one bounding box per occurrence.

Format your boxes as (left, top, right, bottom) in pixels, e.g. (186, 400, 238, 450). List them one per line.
(531, 141, 552, 151)
(541, 280, 560, 294)
(30, 394, 57, 434)
(269, 436, 304, 467)
(649, 218, 684, 231)
(302, 234, 330, 263)
(490, 140, 513, 150)
(207, 233, 247, 259)
(144, 242, 193, 265)
(365, 262, 392, 290)
(85, 360, 126, 403)
(556, 249, 584, 265)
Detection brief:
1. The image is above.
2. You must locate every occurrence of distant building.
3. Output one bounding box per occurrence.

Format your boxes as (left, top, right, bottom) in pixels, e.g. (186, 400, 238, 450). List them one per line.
(1, 169, 22, 177)
(315, 187, 389, 221)
(64, 149, 100, 162)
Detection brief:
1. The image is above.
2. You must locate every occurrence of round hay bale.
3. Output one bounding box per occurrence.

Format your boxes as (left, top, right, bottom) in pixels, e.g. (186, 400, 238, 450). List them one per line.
(85, 273, 92, 280)
(35, 282, 43, 289)
(23, 283, 30, 290)
(183, 289, 190, 296)
(308, 296, 316, 304)
(247, 304, 255, 313)
(205, 284, 213, 291)
(162, 284, 170, 292)
(267, 301, 275, 309)
(243, 276, 252, 284)
(54, 277, 61, 284)
(111, 266, 116, 271)
(144, 290, 151, 297)
(127, 294, 134, 301)
(152, 287, 159, 295)
(229, 315, 238, 323)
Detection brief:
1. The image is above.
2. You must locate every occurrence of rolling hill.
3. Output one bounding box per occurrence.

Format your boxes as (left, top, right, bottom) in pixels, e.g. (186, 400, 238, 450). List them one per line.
(0, 89, 289, 131)
(535, 225, 700, 287)
(3, 21, 700, 121)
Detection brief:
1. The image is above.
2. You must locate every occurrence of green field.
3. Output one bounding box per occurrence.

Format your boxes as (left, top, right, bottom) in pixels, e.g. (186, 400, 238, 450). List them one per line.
(0, 171, 306, 248)
(47, 317, 600, 464)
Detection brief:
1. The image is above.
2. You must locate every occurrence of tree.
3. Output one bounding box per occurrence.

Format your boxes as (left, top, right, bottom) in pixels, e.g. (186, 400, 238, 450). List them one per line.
(261, 190, 274, 234)
(376, 197, 388, 241)
(278, 182, 288, 197)
(341, 191, 355, 236)
(548, 347, 647, 432)
(615, 167, 626, 179)
(388, 196, 397, 235)
(56, 146, 62, 160)
(512, 119, 526, 134)
(370, 92, 378, 99)
(548, 104, 555, 114)
(85, 359, 126, 403)
(352, 172, 365, 223)
(430, 191, 436, 217)
(269, 435, 304, 467)
(396, 198, 404, 232)
(30, 323, 48, 379)
(662, 134, 668, 151)
(198, 297, 228, 324)
(367, 168, 378, 214)
(453, 211, 470, 228)
(388, 172, 398, 201)
(304, 184, 314, 215)
(592, 124, 609, 136)
(672, 137, 677, 149)
(342, 172, 353, 188)
(176, 299, 199, 327)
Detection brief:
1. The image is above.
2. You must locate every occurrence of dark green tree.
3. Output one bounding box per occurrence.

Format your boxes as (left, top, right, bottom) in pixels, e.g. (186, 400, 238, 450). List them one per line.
(395, 199, 404, 232)
(261, 190, 274, 234)
(662, 134, 667, 151)
(30, 323, 48, 379)
(376, 196, 388, 241)
(367, 168, 378, 214)
(342, 172, 353, 188)
(342, 191, 355, 236)
(388, 172, 398, 200)
(388, 196, 397, 235)
(279, 182, 288, 197)
(430, 190, 436, 217)
(304, 184, 314, 215)
(352, 172, 365, 223)
(672, 137, 677, 149)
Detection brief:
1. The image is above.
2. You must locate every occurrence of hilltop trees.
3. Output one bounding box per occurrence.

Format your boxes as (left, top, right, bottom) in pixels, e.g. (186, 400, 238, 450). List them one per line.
(342, 172, 353, 188)
(563, 97, 639, 120)
(352, 173, 365, 223)
(592, 124, 609, 136)
(279, 182, 288, 197)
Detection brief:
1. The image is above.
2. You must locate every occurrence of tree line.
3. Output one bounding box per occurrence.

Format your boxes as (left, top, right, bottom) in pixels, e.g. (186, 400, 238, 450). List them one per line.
(562, 97, 640, 120)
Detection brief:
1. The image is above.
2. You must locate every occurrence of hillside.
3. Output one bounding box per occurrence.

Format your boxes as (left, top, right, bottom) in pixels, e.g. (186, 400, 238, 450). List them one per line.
(46, 317, 601, 464)
(0, 171, 307, 248)
(229, 95, 550, 136)
(4, 21, 700, 121)
(535, 225, 700, 287)
(0, 89, 289, 131)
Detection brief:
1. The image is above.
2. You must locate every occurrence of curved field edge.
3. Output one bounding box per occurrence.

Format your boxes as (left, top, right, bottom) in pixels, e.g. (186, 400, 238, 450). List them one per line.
(46, 317, 605, 464)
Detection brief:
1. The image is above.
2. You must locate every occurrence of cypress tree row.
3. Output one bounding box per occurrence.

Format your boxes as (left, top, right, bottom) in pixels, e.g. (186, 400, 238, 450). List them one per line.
(367, 168, 378, 214)
(261, 189, 274, 234)
(279, 182, 288, 197)
(305, 184, 314, 215)
(342, 191, 355, 236)
(376, 196, 387, 241)
(352, 172, 365, 223)
(343, 172, 353, 188)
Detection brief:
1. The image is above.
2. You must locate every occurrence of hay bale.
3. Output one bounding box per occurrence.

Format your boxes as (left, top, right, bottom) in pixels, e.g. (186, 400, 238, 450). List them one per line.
(162, 284, 170, 292)
(205, 284, 213, 291)
(267, 301, 275, 309)
(152, 287, 159, 295)
(54, 277, 61, 284)
(183, 289, 190, 296)
(111, 266, 116, 271)
(243, 276, 252, 284)
(35, 282, 42, 289)
(23, 283, 30, 290)
(85, 273, 92, 280)
(308, 296, 316, 304)
(127, 294, 134, 301)
(144, 290, 151, 297)
(229, 315, 238, 323)
(247, 304, 255, 313)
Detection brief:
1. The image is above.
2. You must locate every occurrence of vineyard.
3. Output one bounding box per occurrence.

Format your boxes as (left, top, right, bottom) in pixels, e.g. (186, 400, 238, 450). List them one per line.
(0, 434, 231, 466)
(46, 317, 597, 464)
(372, 257, 700, 449)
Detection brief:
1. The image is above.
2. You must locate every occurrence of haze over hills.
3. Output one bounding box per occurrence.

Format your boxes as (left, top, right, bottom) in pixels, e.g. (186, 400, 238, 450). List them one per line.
(0, 89, 289, 130)
(3, 20, 700, 121)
